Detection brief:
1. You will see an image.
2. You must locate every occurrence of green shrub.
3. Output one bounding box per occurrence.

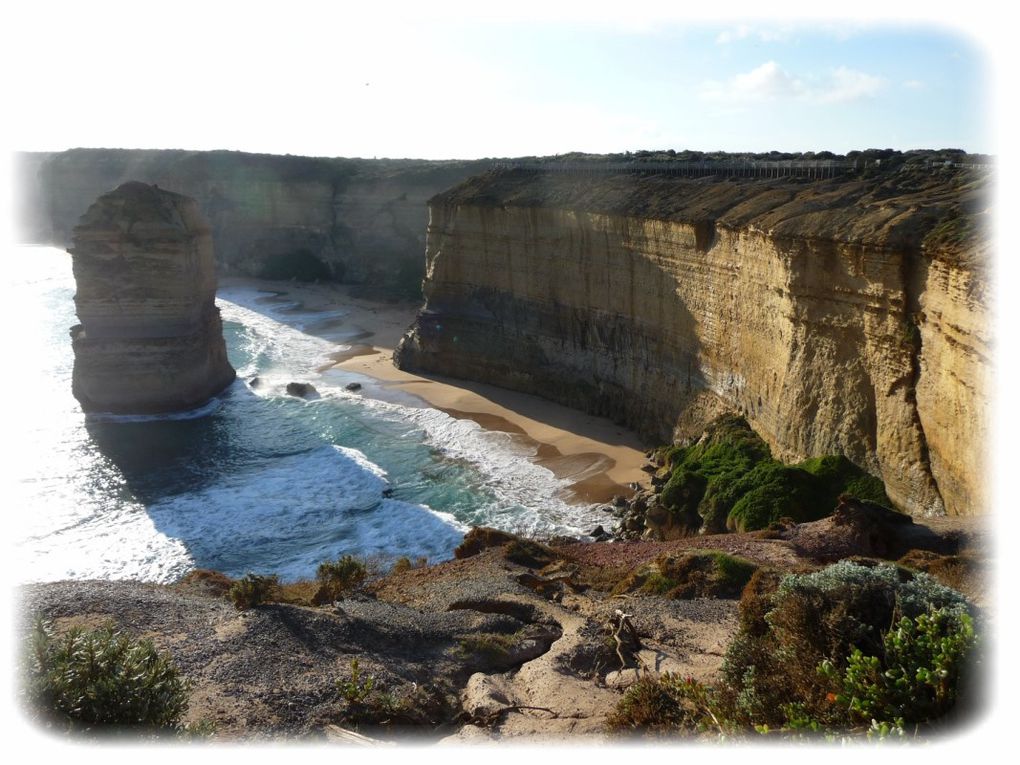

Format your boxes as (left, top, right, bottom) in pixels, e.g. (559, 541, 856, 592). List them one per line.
(820, 608, 977, 732)
(25, 621, 190, 733)
(726, 462, 827, 532)
(315, 555, 367, 602)
(659, 468, 707, 517)
(607, 674, 719, 735)
(228, 573, 280, 610)
(336, 658, 375, 705)
(656, 416, 890, 533)
(608, 561, 980, 738)
(614, 550, 758, 599)
(720, 560, 973, 731)
(798, 454, 892, 507)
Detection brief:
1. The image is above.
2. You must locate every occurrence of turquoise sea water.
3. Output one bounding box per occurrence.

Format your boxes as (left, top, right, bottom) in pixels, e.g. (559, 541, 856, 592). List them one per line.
(9, 247, 609, 583)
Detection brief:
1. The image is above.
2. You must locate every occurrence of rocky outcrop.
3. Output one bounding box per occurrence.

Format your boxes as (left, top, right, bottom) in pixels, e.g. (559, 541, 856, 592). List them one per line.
(396, 167, 991, 517)
(70, 182, 236, 414)
(16, 149, 489, 297)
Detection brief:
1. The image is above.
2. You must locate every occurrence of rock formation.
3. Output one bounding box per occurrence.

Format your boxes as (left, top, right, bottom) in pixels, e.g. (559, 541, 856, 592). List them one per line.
(16, 149, 490, 297)
(396, 165, 991, 517)
(69, 182, 236, 414)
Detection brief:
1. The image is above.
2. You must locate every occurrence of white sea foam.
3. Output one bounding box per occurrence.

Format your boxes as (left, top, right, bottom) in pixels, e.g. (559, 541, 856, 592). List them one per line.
(218, 285, 615, 540)
(14, 268, 613, 586)
(145, 444, 467, 581)
(84, 394, 227, 423)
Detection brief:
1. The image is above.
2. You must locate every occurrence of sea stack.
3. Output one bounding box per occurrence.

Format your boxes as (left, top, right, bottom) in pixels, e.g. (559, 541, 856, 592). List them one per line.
(69, 182, 236, 414)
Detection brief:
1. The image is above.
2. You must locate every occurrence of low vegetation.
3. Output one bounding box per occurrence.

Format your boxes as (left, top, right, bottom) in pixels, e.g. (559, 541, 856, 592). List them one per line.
(24, 621, 191, 735)
(613, 550, 758, 599)
(334, 658, 453, 729)
(315, 554, 368, 603)
(228, 573, 280, 610)
(609, 560, 979, 739)
(656, 415, 891, 533)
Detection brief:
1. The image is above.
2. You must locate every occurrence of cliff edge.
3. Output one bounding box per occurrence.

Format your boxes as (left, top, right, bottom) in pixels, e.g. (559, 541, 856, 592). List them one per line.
(70, 182, 236, 414)
(396, 162, 991, 517)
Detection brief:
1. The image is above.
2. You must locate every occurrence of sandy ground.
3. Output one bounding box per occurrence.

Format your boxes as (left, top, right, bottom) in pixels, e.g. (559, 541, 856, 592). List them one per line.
(219, 278, 650, 504)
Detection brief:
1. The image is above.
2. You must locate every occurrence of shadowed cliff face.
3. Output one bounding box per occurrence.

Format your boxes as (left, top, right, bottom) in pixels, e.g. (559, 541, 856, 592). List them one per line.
(17, 149, 490, 298)
(70, 182, 236, 414)
(396, 170, 991, 517)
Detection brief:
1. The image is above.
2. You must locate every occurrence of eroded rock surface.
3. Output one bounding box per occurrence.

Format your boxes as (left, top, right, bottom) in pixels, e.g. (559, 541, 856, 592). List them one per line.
(69, 182, 236, 414)
(396, 168, 991, 516)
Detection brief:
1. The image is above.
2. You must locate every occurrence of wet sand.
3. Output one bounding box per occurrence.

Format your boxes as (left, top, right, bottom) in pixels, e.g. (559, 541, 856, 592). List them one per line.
(219, 277, 650, 504)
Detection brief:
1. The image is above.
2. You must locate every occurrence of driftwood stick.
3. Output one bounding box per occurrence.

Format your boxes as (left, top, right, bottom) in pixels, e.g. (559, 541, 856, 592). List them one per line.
(611, 609, 645, 670)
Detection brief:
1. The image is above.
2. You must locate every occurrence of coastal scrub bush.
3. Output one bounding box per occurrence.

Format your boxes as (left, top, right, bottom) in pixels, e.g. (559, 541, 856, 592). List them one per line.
(25, 621, 190, 733)
(607, 674, 720, 735)
(657, 415, 892, 533)
(315, 555, 368, 602)
(610, 561, 979, 738)
(719, 560, 973, 731)
(614, 550, 758, 599)
(819, 607, 977, 734)
(798, 455, 891, 507)
(228, 573, 280, 610)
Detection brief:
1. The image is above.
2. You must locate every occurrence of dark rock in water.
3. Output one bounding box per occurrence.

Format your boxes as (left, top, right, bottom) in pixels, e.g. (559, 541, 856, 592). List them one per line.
(612, 495, 628, 508)
(589, 525, 611, 542)
(286, 382, 318, 398)
(345, 382, 362, 392)
(68, 182, 236, 414)
(249, 376, 261, 388)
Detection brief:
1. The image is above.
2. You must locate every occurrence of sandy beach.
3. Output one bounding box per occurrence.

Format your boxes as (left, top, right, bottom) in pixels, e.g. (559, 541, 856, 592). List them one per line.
(219, 277, 650, 505)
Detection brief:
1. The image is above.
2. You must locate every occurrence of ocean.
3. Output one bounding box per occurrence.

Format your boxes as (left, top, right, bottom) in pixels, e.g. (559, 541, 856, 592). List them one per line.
(9, 246, 610, 583)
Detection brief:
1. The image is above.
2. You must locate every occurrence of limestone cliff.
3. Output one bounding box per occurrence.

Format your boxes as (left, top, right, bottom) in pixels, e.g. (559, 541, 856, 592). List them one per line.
(70, 182, 236, 414)
(17, 149, 489, 297)
(396, 167, 991, 517)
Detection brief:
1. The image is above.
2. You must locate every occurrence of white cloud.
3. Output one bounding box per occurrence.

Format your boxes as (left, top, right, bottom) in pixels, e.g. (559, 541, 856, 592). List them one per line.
(702, 61, 805, 102)
(715, 25, 791, 45)
(903, 79, 925, 90)
(701, 62, 885, 105)
(818, 67, 885, 103)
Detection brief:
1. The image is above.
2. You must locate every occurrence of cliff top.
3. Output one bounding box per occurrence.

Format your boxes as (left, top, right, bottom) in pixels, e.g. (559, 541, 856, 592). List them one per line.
(72, 181, 206, 243)
(432, 155, 990, 262)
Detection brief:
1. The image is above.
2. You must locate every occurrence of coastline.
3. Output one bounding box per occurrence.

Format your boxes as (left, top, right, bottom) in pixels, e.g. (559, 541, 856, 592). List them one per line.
(218, 276, 650, 505)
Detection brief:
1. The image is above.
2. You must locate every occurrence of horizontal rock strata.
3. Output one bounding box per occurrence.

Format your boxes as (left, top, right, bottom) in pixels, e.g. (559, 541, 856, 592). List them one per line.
(396, 169, 991, 516)
(70, 182, 236, 414)
(17, 149, 490, 296)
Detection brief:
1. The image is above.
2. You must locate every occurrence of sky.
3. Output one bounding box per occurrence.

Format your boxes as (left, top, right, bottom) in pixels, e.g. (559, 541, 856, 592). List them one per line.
(1, 1, 995, 159)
